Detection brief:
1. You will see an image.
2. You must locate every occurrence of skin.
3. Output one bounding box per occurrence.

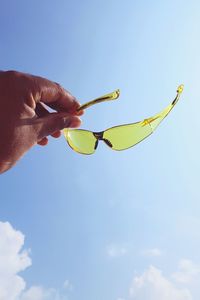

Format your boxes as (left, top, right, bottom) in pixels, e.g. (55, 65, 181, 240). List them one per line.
(0, 70, 83, 174)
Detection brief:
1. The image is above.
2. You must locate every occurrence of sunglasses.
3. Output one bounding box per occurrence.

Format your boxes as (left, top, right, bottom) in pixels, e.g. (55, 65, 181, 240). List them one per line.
(63, 85, 184, 154)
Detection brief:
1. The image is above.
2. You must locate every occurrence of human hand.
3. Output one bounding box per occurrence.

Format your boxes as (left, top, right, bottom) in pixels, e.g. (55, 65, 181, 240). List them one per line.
(0, 70, 82, 173)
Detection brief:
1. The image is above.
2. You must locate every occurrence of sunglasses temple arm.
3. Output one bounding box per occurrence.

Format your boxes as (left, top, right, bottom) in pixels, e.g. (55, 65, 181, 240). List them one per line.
(77, 89, 120, 111)
(141, 84, 184, 129)
(171, 84, 184, 105)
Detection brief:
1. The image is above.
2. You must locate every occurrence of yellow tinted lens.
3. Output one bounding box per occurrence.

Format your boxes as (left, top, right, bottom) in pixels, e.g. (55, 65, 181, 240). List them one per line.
(103, 100, 177, 151)
(103, 122, 152, 150)
(63, 129, 96, 154)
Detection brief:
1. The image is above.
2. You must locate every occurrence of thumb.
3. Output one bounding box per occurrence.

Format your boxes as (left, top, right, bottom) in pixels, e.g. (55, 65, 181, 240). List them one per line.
(33, 112, 81, 141)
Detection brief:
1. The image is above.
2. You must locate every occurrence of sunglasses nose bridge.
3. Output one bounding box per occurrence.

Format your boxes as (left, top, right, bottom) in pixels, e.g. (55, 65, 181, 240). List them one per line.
(93, 132, 113, 148)
(93, 131, 104, 139)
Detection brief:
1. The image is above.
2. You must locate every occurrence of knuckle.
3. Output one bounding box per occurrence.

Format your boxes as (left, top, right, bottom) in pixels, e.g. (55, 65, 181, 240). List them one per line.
(54, 82, 62, 89)
(5, 70, 20, 78)
(54, 82, 64, 94)
(57, 116, 69, 129)
(4, 70, 31, 89)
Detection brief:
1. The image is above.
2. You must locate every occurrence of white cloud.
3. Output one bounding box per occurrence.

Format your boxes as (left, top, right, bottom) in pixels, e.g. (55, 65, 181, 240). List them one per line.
(20, 284, 72, 300)
(118, 260, 200, 300)
(142, 248, 162, 257)
(0, 221, 31, 300)
(4, 220, 200, 300)
(129, 266, 192, 300)
(0, 221, 72, 300)
(63, 280, 73, 291)
(172, 259, 200, 284)
(106, 244, 128, 258)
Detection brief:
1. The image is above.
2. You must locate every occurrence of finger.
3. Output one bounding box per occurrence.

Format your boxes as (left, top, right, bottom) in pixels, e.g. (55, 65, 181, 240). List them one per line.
(33, 112, 81, 141)
(37, 137, 49, 146)
(51, 131, 62, 138)
(35, 103, 62, 139)
(32, 75, 81, 114)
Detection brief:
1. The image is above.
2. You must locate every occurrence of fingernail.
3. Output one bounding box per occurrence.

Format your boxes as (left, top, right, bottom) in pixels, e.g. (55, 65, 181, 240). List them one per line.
(68, 100, 81, 113)
(76, 109, 84, 116)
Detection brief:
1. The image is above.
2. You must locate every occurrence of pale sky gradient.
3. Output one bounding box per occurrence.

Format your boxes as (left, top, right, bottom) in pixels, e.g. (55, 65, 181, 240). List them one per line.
(1, 1, 200, 300)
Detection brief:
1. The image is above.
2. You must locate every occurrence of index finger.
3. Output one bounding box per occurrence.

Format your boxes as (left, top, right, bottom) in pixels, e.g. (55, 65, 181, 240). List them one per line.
(32, 75, 82, 114)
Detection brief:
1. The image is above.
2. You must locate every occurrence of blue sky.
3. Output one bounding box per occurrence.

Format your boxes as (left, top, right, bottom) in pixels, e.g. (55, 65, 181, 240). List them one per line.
(0, 1, 200, 299)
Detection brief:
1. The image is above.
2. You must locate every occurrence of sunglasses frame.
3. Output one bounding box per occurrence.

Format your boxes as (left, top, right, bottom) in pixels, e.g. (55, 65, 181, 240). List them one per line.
(64, 85, 184, 154)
